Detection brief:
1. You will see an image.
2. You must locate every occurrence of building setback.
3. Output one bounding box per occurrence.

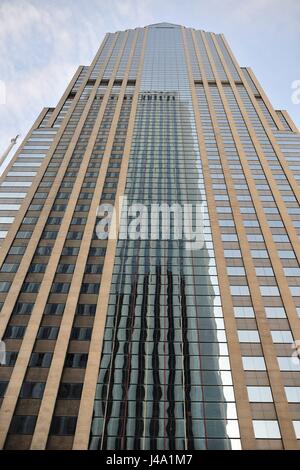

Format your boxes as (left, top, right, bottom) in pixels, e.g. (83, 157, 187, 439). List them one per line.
(0, 23, 300, 450)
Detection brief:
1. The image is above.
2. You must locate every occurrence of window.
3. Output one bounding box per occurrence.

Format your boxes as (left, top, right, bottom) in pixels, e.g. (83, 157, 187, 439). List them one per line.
(47, 217, 62, 225)
(240, 207, 255, 214)
(23, 217, 38, 224)
(215, 195, 229, 201)
(0, 381, 8, 397)
(0, 282, 10, 293)
(273, 234, 289, 243)
(227, 267, 245, 276)
(7, 174, 35, 179)
(1, 182, 31, 188)
(71, 327, 92, 341)
(278, 357, 300, 371)
(278, 250, 295, 259)
(32, 129, 56, 135)
(290, 287, 300, 296)
(53, 204, 67, 211)
(80, 283, 99, 294)
(58, 383, 83, 399)
(0, 217, 14, 224)
(284, 387, 300, 403)
(85, 264, 102, 274)
(260, 286, 280, 296)
(28, 137, 53, 142)
(76, 304, 96, 316)
(22, 145, 49, 150)
(75, 204, 89, 211)
(247, 234, 264, 242)
(238, 330, 260, 343)
(9, 416, 37, 435)
(8, 246, 25, 255)
(252, 420, 281, 439)
(230, 286, 250, 296)
(13, 162, 41, 167)
(284, 268, 300, 276)
(247, 386, 273, 403)
(29, 204, 43, 211)
(89, 247, 106, 256)
(44, 304, 65, 315)
(293, 421, 300, 439)
(4, 352, 18, 366)
(221, 234, 238, 242)
(42, 231, 57, 240)
(16, 231, 32, 239)
(50, 416, 77, 436)
(20, 382, 45, 399)
(65, 353, 88, 368)
(242, 357, 266, 371)
(29, 264, 46, 273)
(224, 250, 241, 258)
(67, 231, 83, 240)
(251, 250, 268, 259)
(244, 221, 259, 228)
(263, 208, 278, 214)
(271, 330, 293, 344)
(29, 352, 52, 368)
(234, 306, 255, 318)
(71, 217, 87, 225)
(57, 264, 75, 274)
(265, 307, 286, 319)
(0, 263, 18, 273)
(36, 246, 52, 256)
(51, 283, 70, 294)
(255, 267, 274, 277)
(37, 327, 59, 340)
(219, 220, 235, 227)
(21, 282, 40, 293)
(4, 326, 26, 339)
(62, 247, 79, 256)
(0, 192, 26, 198)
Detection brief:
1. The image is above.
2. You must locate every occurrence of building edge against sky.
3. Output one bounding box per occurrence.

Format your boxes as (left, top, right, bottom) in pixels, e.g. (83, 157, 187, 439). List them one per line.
(0, 23, 299, 450)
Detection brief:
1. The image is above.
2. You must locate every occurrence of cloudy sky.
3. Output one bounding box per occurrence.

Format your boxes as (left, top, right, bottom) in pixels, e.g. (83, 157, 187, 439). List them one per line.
(0, 0, 299, 162)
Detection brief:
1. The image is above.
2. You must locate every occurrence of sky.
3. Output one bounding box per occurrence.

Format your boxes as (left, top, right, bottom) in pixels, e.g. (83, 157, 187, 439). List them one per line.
(0, 0, 299, 164)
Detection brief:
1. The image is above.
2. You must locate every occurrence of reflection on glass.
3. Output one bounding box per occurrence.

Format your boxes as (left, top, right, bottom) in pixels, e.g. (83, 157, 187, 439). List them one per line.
(89, 25, 240, 450)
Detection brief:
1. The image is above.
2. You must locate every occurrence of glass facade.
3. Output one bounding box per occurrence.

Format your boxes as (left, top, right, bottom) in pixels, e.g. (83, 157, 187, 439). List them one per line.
(90, 24, 239, 450)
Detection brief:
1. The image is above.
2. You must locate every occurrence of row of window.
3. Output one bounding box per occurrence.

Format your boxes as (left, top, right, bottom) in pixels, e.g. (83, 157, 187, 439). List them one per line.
(243, 356, 300, 372)
(4, 326, 92, 341)
(5, 412, 300, 440)
(0, 282, 100, 294)
(0, 382, 82, 399)
(10, 303, 96, 316)
(2, 352, 88, 368)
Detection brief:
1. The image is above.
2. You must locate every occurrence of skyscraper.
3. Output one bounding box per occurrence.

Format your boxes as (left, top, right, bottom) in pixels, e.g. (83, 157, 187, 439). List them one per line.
(0, 22, 300, 451)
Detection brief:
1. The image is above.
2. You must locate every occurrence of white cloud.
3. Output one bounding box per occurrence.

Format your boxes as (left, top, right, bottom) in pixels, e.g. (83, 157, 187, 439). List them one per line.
(0, 0, 105, 158)
(0, 0, 299, 163)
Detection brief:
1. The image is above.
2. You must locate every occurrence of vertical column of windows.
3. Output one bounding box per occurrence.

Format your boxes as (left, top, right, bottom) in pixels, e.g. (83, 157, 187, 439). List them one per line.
(0, 32, 120, 448)
(202, 33, 300, 447)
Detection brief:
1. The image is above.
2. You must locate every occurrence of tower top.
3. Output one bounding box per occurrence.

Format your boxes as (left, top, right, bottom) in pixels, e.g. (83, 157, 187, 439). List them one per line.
(146, 22, 181, 28)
